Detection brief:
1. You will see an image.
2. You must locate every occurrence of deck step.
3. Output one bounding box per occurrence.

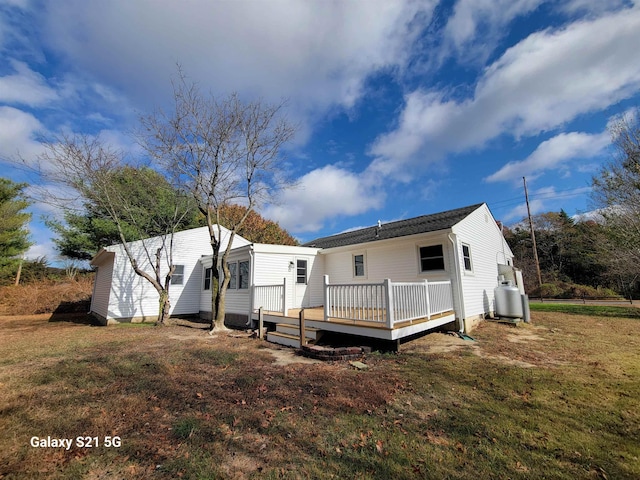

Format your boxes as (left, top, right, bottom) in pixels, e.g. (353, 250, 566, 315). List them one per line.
(275, 323, 320, 340)
(266, 331, 302, 348)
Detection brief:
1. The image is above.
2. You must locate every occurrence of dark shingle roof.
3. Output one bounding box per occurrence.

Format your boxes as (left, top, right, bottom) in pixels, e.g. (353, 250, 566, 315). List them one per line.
(303, 203, 484, 249)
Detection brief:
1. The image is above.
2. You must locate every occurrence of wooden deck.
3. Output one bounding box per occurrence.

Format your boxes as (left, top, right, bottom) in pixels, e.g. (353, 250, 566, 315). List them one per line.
(254, 306, 457, 342)
(285, 307, 454, 330)
(254, 277, 456, 344)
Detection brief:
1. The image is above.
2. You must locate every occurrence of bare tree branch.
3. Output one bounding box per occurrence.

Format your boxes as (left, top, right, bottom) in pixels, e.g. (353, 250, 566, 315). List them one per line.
(138, 69, 295, 332)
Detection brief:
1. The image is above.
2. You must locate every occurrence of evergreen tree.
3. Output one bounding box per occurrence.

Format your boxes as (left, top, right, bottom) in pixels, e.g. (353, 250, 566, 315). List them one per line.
(0, 178, 32, 281)
(48, 166, 201, 261)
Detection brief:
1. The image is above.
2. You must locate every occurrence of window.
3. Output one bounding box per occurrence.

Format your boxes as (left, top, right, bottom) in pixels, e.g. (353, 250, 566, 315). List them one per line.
(228, 262, 237, 289)
(238, 261, 249, 289)
(419, 245, 445, 272)
(296, 259, 307, 284)
(354, 254, 365, 277)
(462, 244, 473, 271)
(171, 265, 185, 285)
(203, 267, 212, 290)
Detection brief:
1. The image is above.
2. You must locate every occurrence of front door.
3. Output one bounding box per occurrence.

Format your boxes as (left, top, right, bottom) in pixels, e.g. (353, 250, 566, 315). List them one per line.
(294, 258, 308, 308)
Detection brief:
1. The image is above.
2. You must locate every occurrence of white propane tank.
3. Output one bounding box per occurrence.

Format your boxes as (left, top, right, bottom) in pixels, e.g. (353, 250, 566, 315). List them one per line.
(494, 281, 524, 318)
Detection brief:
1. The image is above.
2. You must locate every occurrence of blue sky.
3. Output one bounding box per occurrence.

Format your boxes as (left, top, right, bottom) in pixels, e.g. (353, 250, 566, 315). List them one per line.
(1, 0, 640, 262)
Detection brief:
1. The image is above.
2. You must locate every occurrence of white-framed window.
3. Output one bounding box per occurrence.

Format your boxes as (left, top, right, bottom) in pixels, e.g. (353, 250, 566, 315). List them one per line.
(238, 260, 249, 289)
(171, 265, 185, 285)
(419, 245, 445, 272)
(228, 262, 237, 289)
(462, 243, 473, 272)
(296, 259, 307, 284)
(203, 267, 212, 290)
(353, 253, 365, 277)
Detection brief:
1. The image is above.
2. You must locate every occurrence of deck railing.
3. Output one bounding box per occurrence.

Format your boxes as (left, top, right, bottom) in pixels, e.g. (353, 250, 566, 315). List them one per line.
(325, 281, 389, 325)
(391, 281, 430, 323)
(252, 278, 287, 315)
(428, 281, 454, 316)
(324, 275, 453, 328)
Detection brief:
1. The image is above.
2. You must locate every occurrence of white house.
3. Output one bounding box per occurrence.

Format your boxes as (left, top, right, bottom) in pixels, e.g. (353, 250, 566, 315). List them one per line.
(198, 243, 323, 327)
(90, 203, 521, 346)
(90, 226, 250, 323)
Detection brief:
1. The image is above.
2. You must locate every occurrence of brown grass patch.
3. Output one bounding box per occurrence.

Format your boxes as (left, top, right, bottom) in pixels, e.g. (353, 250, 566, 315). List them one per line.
(0, 311, 638, 479)
(0, 277, 94, 316)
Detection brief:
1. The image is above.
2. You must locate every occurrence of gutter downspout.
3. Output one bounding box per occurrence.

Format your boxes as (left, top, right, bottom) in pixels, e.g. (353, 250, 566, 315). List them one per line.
(246, 244, 256, 327)
(448, 233, 466, 333)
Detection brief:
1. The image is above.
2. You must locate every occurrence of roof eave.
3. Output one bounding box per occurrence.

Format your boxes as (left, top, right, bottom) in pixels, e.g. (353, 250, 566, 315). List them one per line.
(317, 227, 454, 253)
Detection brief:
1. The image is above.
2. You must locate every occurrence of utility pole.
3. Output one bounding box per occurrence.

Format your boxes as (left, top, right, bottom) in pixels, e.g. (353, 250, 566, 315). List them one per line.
(523, 177, 543, 289)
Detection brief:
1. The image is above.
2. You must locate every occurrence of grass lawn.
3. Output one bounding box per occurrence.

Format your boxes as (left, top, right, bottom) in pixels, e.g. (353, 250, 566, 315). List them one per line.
(530, 302, 640, 319)
(0, 312, 638, 479)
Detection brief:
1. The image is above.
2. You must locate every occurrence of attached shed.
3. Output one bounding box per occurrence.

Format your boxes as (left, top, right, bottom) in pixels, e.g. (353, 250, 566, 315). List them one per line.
(90, 226, 249, 324)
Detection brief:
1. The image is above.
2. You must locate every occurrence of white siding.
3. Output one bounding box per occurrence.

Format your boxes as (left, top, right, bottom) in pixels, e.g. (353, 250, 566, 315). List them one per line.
(252, 247, 324, 310)
(89, 252, 114, 319)
(323, 233, 453, 285)
(94, 226, 249, 321)
(224, 249, 252, 315)
(321, 206, 513, 324)
(451, 204, 514, 318)
(199, 248, 252, 316)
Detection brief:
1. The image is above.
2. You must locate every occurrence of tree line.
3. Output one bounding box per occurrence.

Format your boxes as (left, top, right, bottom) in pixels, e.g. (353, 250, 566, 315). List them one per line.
(507, 112, 640, 299)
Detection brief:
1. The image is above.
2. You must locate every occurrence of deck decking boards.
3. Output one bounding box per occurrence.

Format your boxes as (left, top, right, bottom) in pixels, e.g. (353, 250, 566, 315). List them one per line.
(261, 307, 455, 331)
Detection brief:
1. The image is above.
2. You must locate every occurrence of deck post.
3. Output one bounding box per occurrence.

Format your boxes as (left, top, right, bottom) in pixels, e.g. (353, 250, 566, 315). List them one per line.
(282, 277, 288, 316)
(384, 278, 394, 329)
(323, 275, 330, 321)
(299, 308, 306, 347)
(258, 307, 264, 340)
(249, 285, 255, 328)
(424, 279, 431, 319)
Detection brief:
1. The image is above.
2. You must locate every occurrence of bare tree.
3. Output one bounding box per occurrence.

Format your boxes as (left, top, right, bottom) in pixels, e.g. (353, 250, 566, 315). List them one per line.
(139, 71, 295, 332)
(31, 134, 193, 324)
(591, 111, 640, 297)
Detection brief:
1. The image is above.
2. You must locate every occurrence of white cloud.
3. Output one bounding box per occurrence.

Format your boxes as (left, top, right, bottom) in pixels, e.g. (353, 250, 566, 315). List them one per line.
(486, 130, 610, 183)
(40, 0, 436, 122)
(502, 185, 558, 222)
(443, 0, 545, 63)
(369, 5, 640, 177)
(503, 199, 545, 223)
(0, 60, 58, 106)
(559, 0, 629, 16)
(0, 0, 30, 8)
(0, 106, 45, 161)
(263, 165, 383, 233)
(25, 242, 54, 261)
(502, 185, 592, 222)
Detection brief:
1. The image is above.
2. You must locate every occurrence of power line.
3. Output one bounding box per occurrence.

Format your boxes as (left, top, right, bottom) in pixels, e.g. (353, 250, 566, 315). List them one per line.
(490, 188, 592, 212)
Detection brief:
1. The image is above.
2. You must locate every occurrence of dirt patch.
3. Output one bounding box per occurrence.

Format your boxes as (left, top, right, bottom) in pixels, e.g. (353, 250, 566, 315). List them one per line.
(471, 349, 537, 368)
(266, 347, 322, 366)
(401, 329, 541, 368)
(505, 331, 544, 343)
(402, 332, 475, 354)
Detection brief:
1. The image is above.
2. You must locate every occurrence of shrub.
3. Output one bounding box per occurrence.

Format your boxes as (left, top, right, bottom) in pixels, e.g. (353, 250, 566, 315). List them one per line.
(0, 275, 94, 315)
(531, 281, 622, 299)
